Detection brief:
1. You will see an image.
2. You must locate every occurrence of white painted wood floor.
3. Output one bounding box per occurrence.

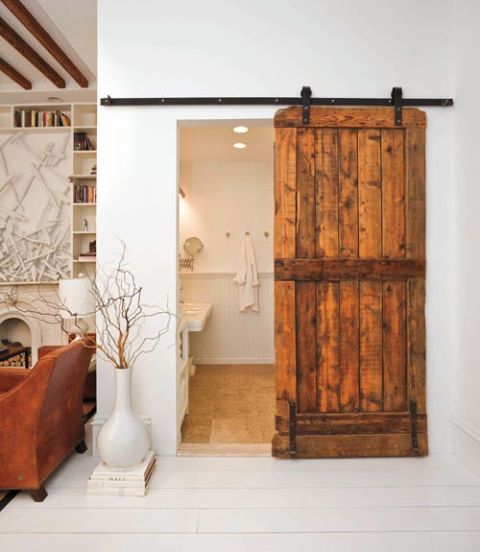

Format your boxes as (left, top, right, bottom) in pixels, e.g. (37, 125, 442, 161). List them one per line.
(1, 437, 480, 551)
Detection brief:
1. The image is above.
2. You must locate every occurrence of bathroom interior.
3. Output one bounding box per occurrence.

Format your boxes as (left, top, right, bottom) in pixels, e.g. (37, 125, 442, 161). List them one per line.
(177, 120, 275, 452)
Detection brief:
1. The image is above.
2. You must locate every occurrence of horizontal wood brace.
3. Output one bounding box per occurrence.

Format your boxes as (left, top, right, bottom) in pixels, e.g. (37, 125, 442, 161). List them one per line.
(275, 259, 425, 281)
(272, 432, 428, 458)
(274, 106, 427, 128)
(276, 412, 427, 435)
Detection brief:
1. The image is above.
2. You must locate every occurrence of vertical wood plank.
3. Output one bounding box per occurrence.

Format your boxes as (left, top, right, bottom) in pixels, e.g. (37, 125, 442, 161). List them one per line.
(296, 129, 316, 258)
(318, 282, 340, 412)
(296, 282, 317, 412)
(383, 281, 407, 411)
(315, 128, 339, 258)
(275, 281, 296, 423)
(358, 129, 381, 258)
(382, 129, 406, 258)
(408, 278, 426, 415)
(274, 127, 297, 259)
(338, 129, 358, 258)
(359, 281, 383, 411)
(339, 280, 360, 412)
(406, 127, 426, 260)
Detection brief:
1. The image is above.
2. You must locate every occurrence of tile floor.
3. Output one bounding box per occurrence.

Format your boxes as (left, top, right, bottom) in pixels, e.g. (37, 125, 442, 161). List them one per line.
(1, 444, 480, 551)
(181, 364, 275, 444)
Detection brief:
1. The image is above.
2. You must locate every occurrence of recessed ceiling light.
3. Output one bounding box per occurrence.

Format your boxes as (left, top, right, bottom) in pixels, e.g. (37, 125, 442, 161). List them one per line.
(233, 126, 249, 134)
(47, 96, 62, 102)
(233, 142, 247, 149)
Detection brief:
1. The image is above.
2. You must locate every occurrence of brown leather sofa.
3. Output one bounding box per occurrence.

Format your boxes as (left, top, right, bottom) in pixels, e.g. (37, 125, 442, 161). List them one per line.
(0, 340, 93, 501)
(38, 332, 97, 402)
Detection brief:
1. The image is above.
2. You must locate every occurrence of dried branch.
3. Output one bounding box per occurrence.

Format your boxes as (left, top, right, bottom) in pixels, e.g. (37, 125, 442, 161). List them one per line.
(0, 242, 174, 369)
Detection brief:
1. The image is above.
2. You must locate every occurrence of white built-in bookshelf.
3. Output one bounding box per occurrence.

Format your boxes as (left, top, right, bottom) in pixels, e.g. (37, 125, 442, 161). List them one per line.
(0, 102, 97, 282)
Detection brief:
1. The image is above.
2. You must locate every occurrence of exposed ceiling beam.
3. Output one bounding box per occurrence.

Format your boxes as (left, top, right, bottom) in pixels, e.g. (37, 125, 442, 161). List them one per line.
(1, 0, 88, 88)
(0, 15, 65, 88)
(0, 55, 31, 89)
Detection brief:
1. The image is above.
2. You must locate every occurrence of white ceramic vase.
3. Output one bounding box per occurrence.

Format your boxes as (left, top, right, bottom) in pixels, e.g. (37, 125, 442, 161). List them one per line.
(97, 367, 150, 469)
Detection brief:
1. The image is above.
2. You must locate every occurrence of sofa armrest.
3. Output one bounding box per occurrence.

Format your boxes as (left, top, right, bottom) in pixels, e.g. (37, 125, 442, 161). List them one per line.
(0, 367, 30, 392)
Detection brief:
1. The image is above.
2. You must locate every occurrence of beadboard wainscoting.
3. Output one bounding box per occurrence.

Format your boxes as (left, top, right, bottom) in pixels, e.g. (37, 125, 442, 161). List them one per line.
(180, 273, 274, 365)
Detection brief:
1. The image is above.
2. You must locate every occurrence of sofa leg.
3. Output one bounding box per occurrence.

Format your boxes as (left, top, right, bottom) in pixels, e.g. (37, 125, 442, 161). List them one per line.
(75, 439, 87, 454)
(30, 486, 47, 502)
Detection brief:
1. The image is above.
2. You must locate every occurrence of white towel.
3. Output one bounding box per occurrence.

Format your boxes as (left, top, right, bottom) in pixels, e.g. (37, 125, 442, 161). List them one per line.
(233, 234, 260, 312)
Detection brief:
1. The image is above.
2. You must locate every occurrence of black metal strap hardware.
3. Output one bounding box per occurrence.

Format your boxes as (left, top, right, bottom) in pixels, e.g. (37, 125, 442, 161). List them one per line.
(289, 400, 297, 458)
(301, 86, 312, 124)
(410, 400, 420, 456)
(392, 87, 403, 126)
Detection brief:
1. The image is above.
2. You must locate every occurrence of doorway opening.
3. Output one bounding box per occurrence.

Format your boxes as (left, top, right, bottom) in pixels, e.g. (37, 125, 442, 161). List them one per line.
(177, 120, 275, 454)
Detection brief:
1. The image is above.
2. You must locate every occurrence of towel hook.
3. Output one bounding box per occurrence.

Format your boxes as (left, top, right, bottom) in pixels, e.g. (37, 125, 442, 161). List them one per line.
(245, 231, 250, 235)
(225, 232, 231, 238)
(264, 231, 269, 239)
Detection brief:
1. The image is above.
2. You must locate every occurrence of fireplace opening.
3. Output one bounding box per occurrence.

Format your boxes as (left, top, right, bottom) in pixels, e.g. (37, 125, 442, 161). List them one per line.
(0, 317, 33, 368)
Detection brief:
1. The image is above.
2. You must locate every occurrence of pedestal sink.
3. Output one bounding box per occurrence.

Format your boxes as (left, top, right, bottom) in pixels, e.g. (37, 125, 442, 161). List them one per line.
(180, 302, 212, 332)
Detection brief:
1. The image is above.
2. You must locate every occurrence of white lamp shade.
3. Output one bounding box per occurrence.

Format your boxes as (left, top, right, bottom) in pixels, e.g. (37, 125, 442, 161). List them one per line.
(58, 278, 95, 319)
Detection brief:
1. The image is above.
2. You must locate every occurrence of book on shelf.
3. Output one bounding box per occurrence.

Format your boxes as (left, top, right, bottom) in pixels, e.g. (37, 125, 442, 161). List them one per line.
(74, 183, 96, 204)
(74, 132, 96, 151)
(14, 109, 71, 128)
(78, 253, 96, 262)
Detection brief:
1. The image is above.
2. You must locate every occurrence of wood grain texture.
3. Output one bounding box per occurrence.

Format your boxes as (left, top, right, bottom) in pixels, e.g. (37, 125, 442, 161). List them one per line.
(382, 130, 406, 258)
(358, 129, 381, 258)
(296, 129, 316, 258)
(0, 56, 31, 89)
(275, 107, 426, 128)
(315, 128, 339, 258)
(338, 129, 358, 258)
(383, 281, 407, 412)
(360, 281, 383, 411)
(272, 432, 427, 458)
(0, 16, 65, 88)
(339, 281, 360, 412)
(275, 258, 425, 281)
(274, 128, 297, 258)
(274, 108, 426, 458)
(1, 0, 88, 87)
(408, 278, 426, 414)
(406, 127, 426, 260)
(276, 412, 427, 435)
(296, 282, 317, 413)
(275, 281, 296, 423)
(318, 282, 340, 413)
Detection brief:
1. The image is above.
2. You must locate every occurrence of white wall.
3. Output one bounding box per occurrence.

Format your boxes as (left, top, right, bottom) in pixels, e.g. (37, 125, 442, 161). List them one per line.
(179, 157, 274, 364)
(179, 161, 273, 273)
(451, 1, 480, 475)
(98, 0, 456, 455)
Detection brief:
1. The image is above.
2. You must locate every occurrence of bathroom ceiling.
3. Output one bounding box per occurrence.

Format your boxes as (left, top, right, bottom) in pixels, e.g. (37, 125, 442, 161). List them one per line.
(180, 124, 274, 164)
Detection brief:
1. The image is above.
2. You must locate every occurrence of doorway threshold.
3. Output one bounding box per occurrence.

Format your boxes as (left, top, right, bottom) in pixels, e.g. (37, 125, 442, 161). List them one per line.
(178, 443, 271, 457)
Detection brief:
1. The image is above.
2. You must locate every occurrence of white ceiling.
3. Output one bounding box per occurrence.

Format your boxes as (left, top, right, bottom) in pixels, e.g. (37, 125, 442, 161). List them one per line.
(180, 122, 274, 164)
(0, 0, 96, 101)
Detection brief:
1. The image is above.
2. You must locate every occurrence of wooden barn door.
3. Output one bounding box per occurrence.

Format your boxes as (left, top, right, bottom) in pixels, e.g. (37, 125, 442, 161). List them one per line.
(272, 107, 426, 458)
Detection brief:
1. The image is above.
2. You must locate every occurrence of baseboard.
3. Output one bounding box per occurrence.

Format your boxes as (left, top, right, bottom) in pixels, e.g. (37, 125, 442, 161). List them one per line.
(194, 357, 275, 365)
(451, 415, 480, 477)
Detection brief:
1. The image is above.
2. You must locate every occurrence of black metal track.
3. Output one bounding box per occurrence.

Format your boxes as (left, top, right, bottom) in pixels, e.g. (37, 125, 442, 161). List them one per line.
(100, 88, 453, 108)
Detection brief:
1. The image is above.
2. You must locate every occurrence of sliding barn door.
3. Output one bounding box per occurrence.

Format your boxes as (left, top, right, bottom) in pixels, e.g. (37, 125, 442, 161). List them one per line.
(273, 107, 426, 458)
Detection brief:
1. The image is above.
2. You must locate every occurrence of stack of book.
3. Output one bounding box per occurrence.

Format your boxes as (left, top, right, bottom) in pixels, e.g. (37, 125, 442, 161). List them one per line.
(14, 110, 70, 128)
(74, 184, 96, 204)
(78, 240, 96, 262)
(74, 132, 96, 151)
(78, 252, 96, 262)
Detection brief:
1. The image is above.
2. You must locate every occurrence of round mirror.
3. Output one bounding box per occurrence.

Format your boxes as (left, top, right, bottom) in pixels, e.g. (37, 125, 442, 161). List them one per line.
(183, 236, 204, 257)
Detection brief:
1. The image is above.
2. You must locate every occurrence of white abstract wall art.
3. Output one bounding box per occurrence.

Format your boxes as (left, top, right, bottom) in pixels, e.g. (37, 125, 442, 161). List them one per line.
(0, 130, 72, 282)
